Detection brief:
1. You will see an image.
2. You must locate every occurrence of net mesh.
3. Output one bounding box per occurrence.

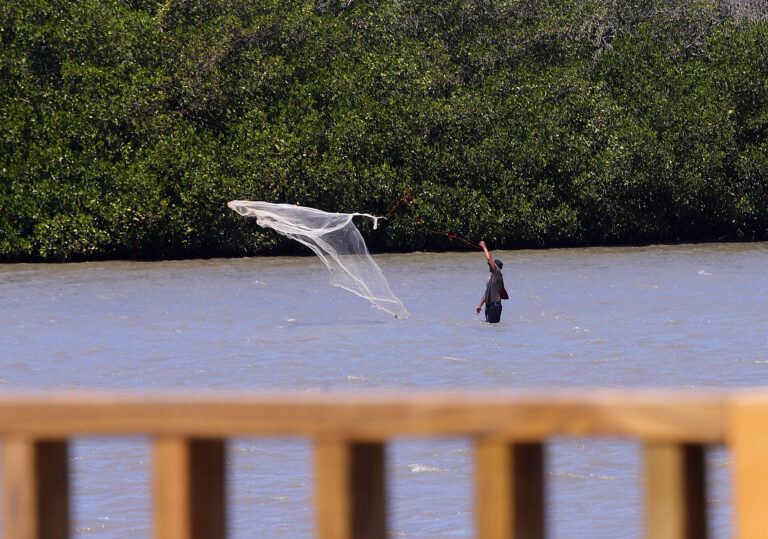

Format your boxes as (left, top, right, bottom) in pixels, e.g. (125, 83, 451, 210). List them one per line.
(228, 200, 409, 319)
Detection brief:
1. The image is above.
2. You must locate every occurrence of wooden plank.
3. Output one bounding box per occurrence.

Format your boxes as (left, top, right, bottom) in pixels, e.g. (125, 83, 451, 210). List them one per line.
(3, 438, 69, 539)
(731, 394, 768, 539)
(645, 443, 707, 539)
(476, 439, 544, 539)
(0, 391, 729, 442)
(315, 439, 386, 539)
(154, 438, 226, 539)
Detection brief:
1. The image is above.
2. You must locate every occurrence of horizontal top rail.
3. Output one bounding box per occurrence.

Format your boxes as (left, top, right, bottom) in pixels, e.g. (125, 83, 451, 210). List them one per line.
(0, 389, 732, 442)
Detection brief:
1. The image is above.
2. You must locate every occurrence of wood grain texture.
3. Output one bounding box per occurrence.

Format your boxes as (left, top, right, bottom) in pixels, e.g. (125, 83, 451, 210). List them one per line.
(645, 443, 707, 539)
(0, 390, 734, 539)
(315, 439, 387, 539)
(154, 438, 225, 539)
(476, 440, 544, 539)
(731, 393, 768, 539)
(3, 438, 69, 539)
(0, 390, 728, 442)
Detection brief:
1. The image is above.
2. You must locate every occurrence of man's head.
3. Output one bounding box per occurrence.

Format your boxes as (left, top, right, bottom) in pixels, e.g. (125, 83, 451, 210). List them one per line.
(488, 259, 503, 271)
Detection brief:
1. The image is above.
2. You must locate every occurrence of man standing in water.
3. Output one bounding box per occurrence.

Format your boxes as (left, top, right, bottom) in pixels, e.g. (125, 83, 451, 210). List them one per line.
(476, 241, 505, 323)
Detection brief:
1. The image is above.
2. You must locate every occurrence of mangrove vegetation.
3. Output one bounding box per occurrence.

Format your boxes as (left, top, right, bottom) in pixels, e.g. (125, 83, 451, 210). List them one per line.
(2, 0, 768, 260)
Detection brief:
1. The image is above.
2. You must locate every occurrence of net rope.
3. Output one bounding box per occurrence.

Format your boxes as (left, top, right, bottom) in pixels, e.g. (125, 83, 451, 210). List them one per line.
(228, 200, 409, 319)
(383, 189, 481, 249)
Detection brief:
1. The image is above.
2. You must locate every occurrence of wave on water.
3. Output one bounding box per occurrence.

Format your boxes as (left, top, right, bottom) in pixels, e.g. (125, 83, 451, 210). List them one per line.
(548, 471, 619, 482)
(408, 463, 451, 473)
(441, 356, 470, 362)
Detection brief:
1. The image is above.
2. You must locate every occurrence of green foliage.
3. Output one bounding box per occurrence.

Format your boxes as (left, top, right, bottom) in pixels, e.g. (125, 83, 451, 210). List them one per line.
(1, 0, 767, 261)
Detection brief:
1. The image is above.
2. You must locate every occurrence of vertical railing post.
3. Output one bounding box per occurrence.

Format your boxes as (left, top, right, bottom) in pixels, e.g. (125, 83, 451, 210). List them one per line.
(315, 438, 387, 539)
(476, 438, 545, 539)
(2, 437, 69, 539)
(731, 396, 768, 539)
(645, 443, 707, 539)
(154, 437, 226, 539)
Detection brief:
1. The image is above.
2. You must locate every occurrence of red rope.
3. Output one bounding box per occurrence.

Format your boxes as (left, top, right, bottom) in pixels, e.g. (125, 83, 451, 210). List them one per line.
(414, 218, 481, 249)
(383, 189, 481, 250)
(383, 188, 414, 219)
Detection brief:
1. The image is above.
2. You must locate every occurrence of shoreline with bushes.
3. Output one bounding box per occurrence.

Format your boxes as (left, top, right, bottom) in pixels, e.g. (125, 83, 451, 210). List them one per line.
(2, 1, 767, 261)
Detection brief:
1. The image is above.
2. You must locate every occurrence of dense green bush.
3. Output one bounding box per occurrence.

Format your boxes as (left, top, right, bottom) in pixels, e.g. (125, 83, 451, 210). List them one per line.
(1, 0, 767, 260)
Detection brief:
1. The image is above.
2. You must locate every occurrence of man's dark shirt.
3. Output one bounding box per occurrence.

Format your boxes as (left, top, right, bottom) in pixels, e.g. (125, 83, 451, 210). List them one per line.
(485, 265, 504, 304)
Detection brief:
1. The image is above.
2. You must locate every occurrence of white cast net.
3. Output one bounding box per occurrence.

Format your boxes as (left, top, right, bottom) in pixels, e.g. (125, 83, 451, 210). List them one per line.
(228, 201, 409, 319)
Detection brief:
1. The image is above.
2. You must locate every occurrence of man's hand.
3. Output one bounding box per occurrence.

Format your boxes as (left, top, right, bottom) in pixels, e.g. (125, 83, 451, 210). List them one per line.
(476, 306, 482, 314)
(479, 241, 486, 249)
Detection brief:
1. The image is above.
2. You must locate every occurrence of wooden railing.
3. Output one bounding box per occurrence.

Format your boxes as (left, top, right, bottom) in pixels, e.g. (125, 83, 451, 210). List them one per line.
(1, 389, 767, 538)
